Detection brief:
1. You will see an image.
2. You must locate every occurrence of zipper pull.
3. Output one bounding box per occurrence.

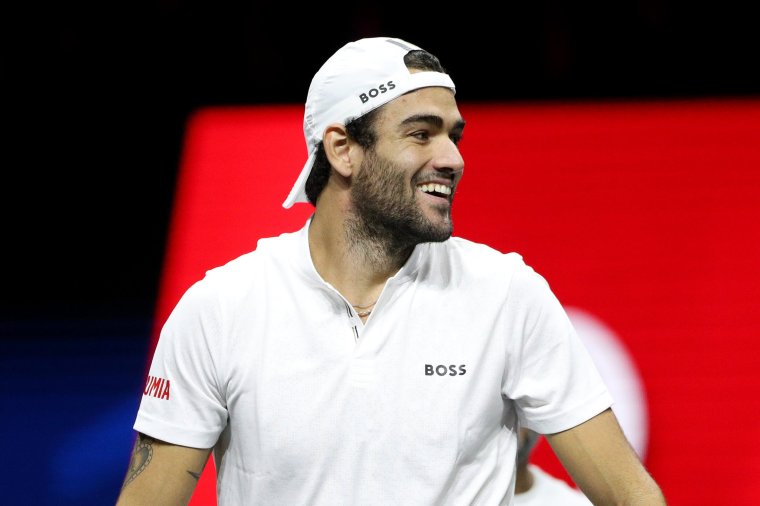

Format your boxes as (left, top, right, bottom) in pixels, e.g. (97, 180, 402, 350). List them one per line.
(345, 302, 361, 341)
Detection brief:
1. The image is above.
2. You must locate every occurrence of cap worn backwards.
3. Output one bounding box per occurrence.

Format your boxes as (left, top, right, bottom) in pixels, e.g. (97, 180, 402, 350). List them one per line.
(282, 37, 456, 209)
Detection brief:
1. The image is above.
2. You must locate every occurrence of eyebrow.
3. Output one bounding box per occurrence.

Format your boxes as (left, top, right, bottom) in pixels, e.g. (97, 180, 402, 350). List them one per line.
(400, 114, 466, 133)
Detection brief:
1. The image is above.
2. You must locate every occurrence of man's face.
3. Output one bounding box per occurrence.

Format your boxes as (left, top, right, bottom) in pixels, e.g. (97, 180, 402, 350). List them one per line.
(350, 86, 465, 245)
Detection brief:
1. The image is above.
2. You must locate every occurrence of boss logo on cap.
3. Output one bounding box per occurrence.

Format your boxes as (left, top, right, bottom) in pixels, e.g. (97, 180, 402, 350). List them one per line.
(359, 80, 396, 104)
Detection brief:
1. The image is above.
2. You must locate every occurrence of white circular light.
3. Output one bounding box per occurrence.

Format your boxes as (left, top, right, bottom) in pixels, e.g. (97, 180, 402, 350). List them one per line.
(566, 306, 649, 460)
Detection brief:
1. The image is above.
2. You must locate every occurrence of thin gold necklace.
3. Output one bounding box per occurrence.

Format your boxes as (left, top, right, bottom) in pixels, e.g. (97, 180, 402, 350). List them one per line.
(352, 300, 377, 317)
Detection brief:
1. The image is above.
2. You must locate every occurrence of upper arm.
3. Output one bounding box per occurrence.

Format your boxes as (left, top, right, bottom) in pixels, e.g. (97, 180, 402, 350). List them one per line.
(545, 408, 666, 505)
(116, 432, 212, 506)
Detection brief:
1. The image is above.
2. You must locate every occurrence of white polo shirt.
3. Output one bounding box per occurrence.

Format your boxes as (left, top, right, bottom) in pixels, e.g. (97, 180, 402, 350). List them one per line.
(135, 218, 612, 505)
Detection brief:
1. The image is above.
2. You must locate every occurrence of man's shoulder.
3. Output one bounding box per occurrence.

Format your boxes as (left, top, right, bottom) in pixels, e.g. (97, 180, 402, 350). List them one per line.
(202, 227, 305, 284)
(441, 236, 526, 271)
(446, 235, 521, 258)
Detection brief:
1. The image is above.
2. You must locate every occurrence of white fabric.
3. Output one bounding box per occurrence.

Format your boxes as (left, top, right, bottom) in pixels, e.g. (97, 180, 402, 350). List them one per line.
(514, 465, 593, 506)
(134, 218, 612, 505)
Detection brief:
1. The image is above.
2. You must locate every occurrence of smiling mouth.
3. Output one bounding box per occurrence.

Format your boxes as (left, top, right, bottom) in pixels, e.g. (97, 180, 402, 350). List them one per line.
(417, 183, 452, 199)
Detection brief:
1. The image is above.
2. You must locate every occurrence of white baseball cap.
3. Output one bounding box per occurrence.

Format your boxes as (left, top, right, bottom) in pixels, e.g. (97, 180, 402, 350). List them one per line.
(282, 37, 456, 208)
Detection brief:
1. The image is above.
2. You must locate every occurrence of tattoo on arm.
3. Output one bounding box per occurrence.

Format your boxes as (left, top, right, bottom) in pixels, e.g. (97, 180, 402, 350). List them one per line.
(187, 453, 208, 481)
(121, 434, 154, 490)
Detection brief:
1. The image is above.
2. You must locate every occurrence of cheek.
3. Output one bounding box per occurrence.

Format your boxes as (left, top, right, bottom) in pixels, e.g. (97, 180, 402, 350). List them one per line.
(379, 141, 426, 169)
(370, 150, 417, 187)
(394, 151, 428, 182)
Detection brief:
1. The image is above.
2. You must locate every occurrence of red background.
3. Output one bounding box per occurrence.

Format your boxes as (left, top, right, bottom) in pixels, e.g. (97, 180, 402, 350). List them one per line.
(149, 99, 760, 505)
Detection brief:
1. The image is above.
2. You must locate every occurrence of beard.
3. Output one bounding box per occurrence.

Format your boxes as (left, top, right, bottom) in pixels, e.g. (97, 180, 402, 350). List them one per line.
(349, 148, 454, 252)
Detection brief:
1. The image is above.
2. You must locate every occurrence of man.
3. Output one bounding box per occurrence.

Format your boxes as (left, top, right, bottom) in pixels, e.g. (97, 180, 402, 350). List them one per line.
(514, 428, 592, 505)
(117, 37, 666, 505)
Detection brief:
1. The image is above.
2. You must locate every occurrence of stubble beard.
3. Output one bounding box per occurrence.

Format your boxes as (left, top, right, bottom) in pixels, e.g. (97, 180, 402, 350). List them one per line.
(348, 149, 454, 262)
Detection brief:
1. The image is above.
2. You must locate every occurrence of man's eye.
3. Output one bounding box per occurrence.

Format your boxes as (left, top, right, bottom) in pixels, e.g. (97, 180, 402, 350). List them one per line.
(412, 131, 429, 140)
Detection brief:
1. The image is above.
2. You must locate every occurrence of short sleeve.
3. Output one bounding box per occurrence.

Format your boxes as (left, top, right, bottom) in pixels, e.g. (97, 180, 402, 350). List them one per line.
(134, 278, 228, 448)
(502, 264, 613, 434)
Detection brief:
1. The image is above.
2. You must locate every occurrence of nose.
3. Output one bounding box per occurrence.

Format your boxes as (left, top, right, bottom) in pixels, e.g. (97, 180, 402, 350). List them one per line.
(432, 136, 465, 177)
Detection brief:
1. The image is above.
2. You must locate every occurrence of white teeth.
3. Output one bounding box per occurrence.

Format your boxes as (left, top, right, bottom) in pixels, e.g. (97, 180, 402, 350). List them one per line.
(419, 184, 452, 196)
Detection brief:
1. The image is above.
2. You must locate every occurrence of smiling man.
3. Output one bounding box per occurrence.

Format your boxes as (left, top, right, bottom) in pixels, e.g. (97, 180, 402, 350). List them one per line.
(117, 37, 666, 505)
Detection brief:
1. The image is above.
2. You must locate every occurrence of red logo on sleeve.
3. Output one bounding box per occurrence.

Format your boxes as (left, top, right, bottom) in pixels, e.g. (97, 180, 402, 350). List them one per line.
(143, 375, 171, 400)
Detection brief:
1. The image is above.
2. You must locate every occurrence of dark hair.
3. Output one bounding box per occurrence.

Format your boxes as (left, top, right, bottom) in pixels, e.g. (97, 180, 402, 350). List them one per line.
(303, 49, 448, 206)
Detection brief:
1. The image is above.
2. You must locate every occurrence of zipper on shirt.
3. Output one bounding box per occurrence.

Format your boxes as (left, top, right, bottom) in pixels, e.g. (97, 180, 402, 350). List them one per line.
(344, 302, 360, 342)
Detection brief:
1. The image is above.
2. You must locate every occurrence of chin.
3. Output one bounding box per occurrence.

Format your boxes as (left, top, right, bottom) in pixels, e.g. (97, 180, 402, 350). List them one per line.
(421, 222, 453, 243)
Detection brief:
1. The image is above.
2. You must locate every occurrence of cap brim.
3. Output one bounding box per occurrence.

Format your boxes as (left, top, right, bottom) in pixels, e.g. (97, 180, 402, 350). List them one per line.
(282, 149, 317, 209)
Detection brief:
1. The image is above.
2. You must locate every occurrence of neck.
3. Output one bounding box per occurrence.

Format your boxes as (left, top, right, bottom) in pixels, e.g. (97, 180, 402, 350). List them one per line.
(308, 205, 413, 306)
(344, 212, 416, 272)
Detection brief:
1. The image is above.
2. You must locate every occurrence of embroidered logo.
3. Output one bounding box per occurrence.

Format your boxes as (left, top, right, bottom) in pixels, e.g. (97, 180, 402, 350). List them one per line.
(425, 364, 467, 376)
(143, 375, 171, 400)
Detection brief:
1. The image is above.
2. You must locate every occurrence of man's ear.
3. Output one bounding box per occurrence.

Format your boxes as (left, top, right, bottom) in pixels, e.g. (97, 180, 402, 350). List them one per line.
(324, 124, 356, 178)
